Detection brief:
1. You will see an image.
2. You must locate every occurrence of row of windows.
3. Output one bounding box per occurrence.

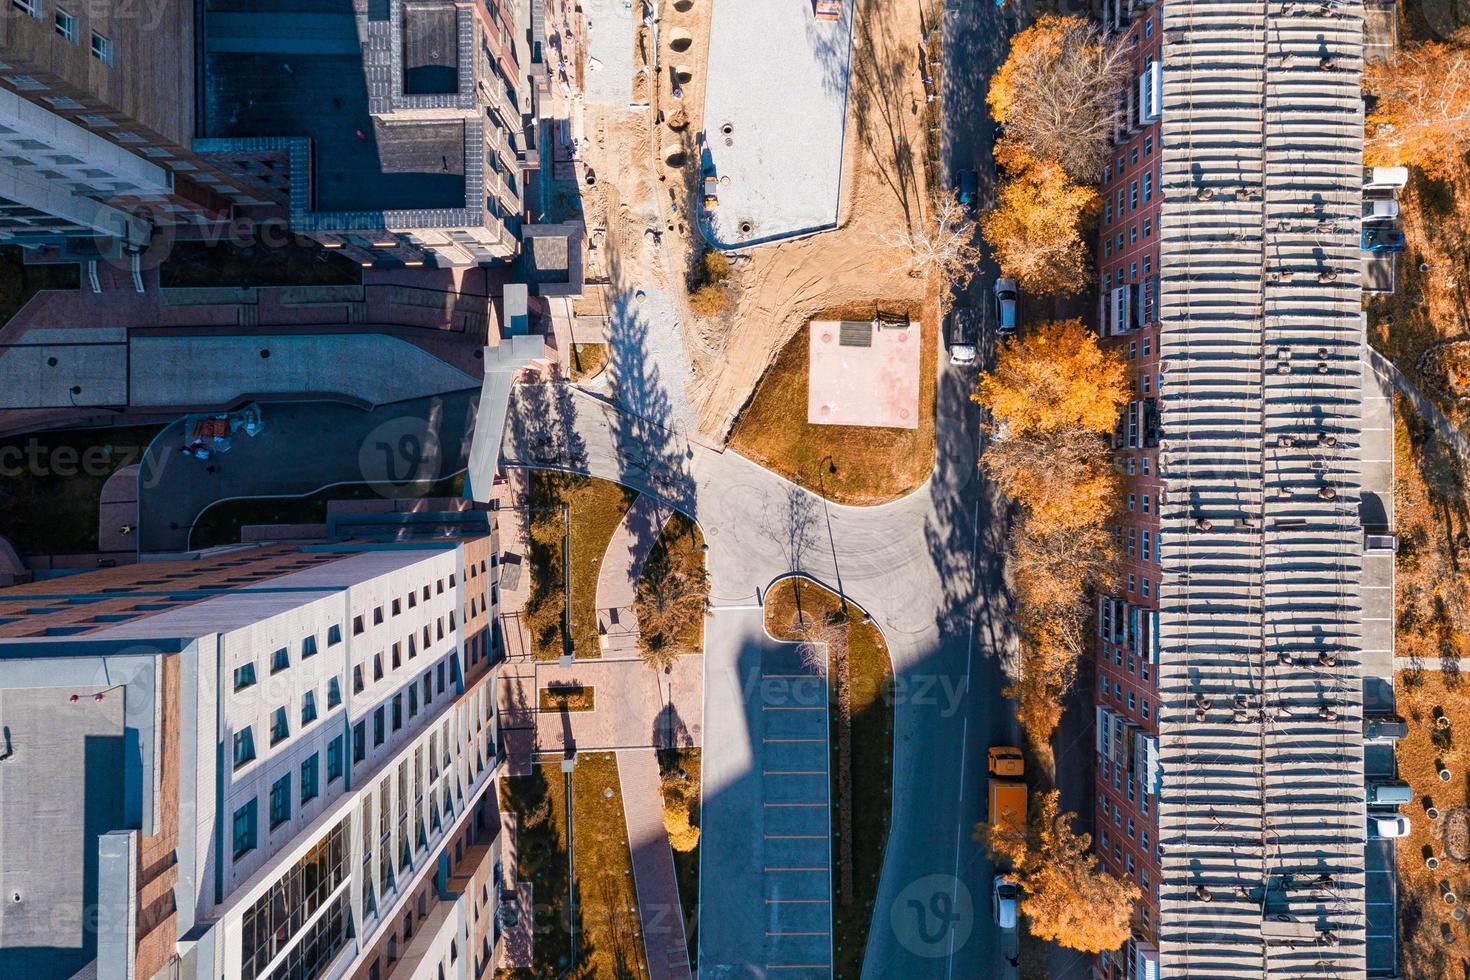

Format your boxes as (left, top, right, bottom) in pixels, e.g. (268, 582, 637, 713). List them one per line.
(1101, 215, 1153, 258)
(353, 576, 454, 635)
(350, 658, 459, 764)
(1101, 134, 1155, 189)
(232, 679, 344, 769)
(350, 614, 457, 694)
(232, 738, 346, 861)
(232, 629, 341, 692)
(1101, 672, 1151, 722)
(10, 1, 112, 63)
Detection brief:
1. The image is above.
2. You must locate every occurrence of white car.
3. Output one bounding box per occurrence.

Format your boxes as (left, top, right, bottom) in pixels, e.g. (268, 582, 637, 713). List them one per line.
(1369, 814, 1410, 838)
(1363, 196, 1400, 221)
(993, 874, 1020, 931)
(993, 277, 1019, 338)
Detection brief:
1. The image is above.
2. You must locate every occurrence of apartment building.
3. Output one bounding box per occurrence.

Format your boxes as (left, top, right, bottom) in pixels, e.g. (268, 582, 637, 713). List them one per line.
(0, 532, 511, 980)
(1094, 0, 1373, 977)
(1093, 2, 1165, 976)
(0, 1, 277, 256)
(199, 0, 532, 267)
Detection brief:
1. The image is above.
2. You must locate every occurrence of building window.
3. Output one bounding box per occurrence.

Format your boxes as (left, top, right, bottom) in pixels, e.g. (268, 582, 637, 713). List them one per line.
(408, 686, 418, 718)
(353, 721, 367, 762)
(1103, 200, 1112, 225)
(1142, 217, 1152, 238)
(374, 606, 385, 625)
(1129, 145, 1138, 166)
(233, 727, 256, 769)
(436, 662, 446, 694)
(327, 736, 345, 781)
(1144, 14, 1154, 38)
(232, 799, 258, 859)
(374, 707, 386, 744)
(392, 598, 402, 616)
(392, 695, 403, 731)
(328, 677, 342, 709)
(90, 32, 113, 66)
(328, 624, 343, 646)
(11, 0, 40, 17)
(1103, 163, 1112, 183)
(1143, 133, 1153, 156)
(56, 10, 80, 42)
(353, 615, 365, 635)
(271, 647, 289, 673)
(270, 706, 290, 746)
(353, 665, 366, 693)
(301, 753, 320, 803)
(302, 634, 319, 659)
(270, 774, 291, 829)
(1127, 573, 1136, 592)
(1141, 578, 1151, 598)
(301, 690, 318, 726)
(374, 653, 385, 680)
(234, 662, 258, 691)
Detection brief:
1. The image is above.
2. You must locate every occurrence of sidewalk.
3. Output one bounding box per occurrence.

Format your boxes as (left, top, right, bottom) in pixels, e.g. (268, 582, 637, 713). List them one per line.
(616, 749, 694, 980)
(595, 493, 671, 656)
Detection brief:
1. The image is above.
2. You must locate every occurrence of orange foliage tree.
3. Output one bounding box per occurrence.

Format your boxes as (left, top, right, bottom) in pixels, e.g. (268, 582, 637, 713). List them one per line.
(988, 15, 1130, 182)
(975, 319, 1129, 438)
(977, 790, 1140, 953)
(981, 156, 1097, 297)
(1364, 30, 1470, 178)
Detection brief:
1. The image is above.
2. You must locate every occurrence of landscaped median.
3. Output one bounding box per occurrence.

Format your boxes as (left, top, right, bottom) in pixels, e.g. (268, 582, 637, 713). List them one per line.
(498, 752, 650, 979)
(763, 577, 894, 980)
(522, 471, 637, 660)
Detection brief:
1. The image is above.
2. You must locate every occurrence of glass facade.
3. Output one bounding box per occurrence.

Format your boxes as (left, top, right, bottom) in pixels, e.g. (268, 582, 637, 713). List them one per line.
(240, 820, 350, 980)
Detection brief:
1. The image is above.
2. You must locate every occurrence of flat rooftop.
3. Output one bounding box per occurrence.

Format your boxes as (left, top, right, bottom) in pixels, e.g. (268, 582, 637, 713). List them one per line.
(203, 1, 467, 212)
(402, 3, 460, 95)
(701, 0, 853, 247)
(806, 319, 918, 429)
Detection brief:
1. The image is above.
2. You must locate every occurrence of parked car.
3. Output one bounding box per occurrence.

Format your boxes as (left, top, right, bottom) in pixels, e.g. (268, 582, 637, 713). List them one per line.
(1363, 166, 1409, 192)
(946, 306, 979, 365)
(1363, 714, 1408, 742)
(993, 874, 1020, 931)
(1369, 814, 1410, 838)
(1366, 780, 1414, 806)
(958, 169, 979, 211)
(1361, 226, 1406, 253)
(1363, 196, 1400, 221)
(993, 277, 1019, 337)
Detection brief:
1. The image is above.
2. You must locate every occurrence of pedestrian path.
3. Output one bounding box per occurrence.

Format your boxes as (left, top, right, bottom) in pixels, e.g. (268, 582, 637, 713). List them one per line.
(616, 749, 694, 980)
(595, 493, 670, 656)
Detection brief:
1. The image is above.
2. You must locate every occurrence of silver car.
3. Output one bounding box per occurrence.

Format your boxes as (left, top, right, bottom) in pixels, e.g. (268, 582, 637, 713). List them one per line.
(993, 277, 1019, 338)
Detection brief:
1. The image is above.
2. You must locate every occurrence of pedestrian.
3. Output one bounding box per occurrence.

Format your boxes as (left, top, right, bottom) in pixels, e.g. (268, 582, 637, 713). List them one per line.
(119, 524, 134, 536)
(355, 129, 367, 141)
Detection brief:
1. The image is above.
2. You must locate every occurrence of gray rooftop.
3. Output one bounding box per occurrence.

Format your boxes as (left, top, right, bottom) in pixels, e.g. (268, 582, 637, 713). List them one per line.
(1155, 0, 1369, 975)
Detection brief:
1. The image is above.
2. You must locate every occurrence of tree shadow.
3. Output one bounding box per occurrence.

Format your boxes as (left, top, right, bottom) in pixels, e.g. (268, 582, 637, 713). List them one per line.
(654, 699, 693, 750)
(848, 0, 923, 227)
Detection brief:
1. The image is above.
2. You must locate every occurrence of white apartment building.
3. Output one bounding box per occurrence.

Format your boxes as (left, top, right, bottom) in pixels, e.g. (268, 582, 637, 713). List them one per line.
(0, 535, 507, 980)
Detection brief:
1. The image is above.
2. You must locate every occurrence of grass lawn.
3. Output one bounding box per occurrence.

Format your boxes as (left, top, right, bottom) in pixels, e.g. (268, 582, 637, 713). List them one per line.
(498, 764, 574, 978)
(569, 751, 650, 979)
(728, 305, 936, 504)
(658, 747, 702, 969)
(188, 473, 466, 549)
(764, 577, 895, 980)
(0, 246, 78, 326)
(159, 232, 361, 288)
(523, 471, 636, 660)
(1365, 162, 1470, 426)
(539, 685, 595, 712)
(0, 424, 163, 554)
(571, 343, 610, 383)
(1393, 670, 1470, 980)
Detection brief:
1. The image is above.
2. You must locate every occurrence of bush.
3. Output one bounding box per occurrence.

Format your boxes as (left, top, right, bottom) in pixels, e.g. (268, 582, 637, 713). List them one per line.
(690, 283, 728, 317)
(699, 250, 732, 284)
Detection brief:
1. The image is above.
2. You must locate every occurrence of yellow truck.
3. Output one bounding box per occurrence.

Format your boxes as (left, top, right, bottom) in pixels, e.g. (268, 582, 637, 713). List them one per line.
(987, 746, 1027, 835)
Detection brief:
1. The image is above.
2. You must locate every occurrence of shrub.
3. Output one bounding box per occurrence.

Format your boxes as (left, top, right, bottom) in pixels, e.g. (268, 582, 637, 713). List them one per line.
(690, 283, 728, 317)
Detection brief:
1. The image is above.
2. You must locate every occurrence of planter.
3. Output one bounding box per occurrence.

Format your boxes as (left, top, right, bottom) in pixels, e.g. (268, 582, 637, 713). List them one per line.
(1427, 856, 1441, 871)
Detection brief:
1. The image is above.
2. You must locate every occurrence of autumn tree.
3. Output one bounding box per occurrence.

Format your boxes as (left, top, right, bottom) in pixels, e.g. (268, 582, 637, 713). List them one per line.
(977, 790, 1139, 953)
(883, 192, 983, 290)
(635, 531, 709, 671)
(981, 156, 1097, 297)
(1364, 30, 1470, 178)
(982, 426, 1118, 536)
(976, 319, 1129, 438)
(660, 768, 701, 851)
(988, 15, 1130, 183)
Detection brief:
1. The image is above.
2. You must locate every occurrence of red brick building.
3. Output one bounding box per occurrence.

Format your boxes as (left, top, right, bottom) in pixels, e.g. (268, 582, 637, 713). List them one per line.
(1093, 3, 1163, 977)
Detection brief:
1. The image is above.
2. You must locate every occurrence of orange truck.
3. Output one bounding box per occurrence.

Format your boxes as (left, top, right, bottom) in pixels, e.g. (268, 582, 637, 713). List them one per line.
(987, 746, 1027, 835)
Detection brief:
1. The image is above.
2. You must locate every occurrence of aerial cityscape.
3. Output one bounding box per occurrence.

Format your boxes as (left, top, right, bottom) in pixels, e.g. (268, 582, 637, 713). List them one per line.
(0, 0, 1466, 978)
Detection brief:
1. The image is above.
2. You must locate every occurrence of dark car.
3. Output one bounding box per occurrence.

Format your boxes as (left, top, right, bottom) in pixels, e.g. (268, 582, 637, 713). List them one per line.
(957, 169, 978, 211)
(1361, 226, 1405, 252)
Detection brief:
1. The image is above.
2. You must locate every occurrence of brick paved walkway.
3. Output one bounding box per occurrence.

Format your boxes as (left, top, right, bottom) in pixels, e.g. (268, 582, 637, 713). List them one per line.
(595, 493, 671, 656)
(617, 749, 694, 980)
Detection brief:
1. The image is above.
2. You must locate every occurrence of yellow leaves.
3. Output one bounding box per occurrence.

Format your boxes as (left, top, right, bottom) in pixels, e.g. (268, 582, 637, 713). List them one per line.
(1364, 30, 1470, 179)
(977, 790, 1141, 954)
(975, 319, 1129, 438)
(981, 161, 1097, 296)
(986, 15, 1072, 124)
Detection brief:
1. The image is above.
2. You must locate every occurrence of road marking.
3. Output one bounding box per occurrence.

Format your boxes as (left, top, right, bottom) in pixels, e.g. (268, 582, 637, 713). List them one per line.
(947, 490, 983, 980)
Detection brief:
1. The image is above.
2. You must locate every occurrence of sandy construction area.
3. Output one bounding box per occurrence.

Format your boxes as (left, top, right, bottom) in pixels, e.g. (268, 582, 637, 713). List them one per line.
(575, 0, 939, 444)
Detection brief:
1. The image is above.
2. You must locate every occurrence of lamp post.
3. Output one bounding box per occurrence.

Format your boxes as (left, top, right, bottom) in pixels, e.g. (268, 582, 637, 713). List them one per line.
(815, 454, 848, 615)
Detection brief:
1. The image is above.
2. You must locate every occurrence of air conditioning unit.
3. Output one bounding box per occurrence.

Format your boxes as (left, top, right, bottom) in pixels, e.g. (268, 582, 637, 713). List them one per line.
(1364, 533, 1398, 552)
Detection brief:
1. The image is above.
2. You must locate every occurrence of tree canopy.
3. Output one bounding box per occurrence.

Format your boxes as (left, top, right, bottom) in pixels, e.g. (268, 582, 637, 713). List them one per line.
(975, 319, 1129, 437)
(1364, 30, 1470, 178)
(981, 156, 1096, 297)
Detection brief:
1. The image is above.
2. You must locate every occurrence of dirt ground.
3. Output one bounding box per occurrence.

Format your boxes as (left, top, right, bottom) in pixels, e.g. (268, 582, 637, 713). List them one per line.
(575, 0, 941, 443)
(1394, 671, 1470, 979)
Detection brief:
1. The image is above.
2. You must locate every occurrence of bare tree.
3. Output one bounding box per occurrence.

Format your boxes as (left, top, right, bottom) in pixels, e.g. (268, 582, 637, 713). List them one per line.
(989, 16, 1131, 183)
(882, 192, 982, 291)
(635, 544, 709, 670)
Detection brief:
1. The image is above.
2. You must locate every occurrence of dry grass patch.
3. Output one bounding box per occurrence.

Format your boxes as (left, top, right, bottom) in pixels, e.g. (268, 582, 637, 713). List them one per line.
(523, 471, 637, 660)
(497, 765, 573, 978)
(568, 752, 650, 979)
(764, 577, 894, 980)
(1394, 671, 1470, 978)
(570, 343, 609, 383)
(658, 747, 702, 970)
(539, 685, 595, 712)
(728, 303, 936, 504)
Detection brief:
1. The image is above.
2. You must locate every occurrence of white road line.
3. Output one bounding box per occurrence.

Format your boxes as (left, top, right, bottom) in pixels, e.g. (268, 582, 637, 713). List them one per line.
(947, 491, 983, 980)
